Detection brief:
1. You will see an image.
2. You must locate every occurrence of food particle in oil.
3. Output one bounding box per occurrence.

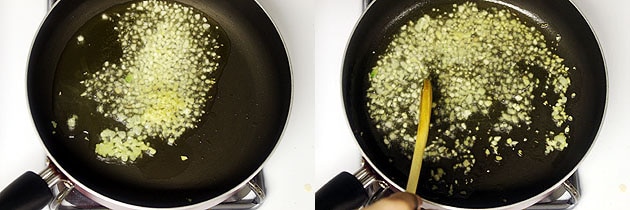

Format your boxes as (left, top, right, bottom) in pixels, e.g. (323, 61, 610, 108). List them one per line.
(67, 114, 78, 131)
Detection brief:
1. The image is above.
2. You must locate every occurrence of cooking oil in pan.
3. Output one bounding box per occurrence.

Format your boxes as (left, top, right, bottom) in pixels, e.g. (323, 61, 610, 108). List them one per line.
(366, 2, 577, 198)
(52, 0, 230, 165)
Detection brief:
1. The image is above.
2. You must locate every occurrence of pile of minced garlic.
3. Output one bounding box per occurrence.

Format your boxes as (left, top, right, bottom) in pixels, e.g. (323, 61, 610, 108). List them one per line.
(367, 2, 573, 177)
(80, 0, 224, 163)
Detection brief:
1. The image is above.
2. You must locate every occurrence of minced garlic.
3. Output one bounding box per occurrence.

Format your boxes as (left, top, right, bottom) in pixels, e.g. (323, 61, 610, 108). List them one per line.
(94, 128, 156, 162)
(67, 115, 78, 131)
(366, 2, 574, 185)
(80, 0, 225, 163)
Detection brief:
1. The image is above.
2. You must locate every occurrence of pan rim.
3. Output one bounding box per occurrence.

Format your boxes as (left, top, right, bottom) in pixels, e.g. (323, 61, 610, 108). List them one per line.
(340, 0, 608, 209)
(27, 0, 294, 209)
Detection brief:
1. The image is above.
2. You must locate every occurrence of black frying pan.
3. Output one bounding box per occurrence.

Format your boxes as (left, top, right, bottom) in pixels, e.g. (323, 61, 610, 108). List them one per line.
(317, 0, 605, 209)
(0, 0, 290, 209)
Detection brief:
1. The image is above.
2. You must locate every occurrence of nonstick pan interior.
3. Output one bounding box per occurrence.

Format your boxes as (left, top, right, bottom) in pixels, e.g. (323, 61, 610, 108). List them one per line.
(343, 0, 605, 208)
(28, 0, 291, 208)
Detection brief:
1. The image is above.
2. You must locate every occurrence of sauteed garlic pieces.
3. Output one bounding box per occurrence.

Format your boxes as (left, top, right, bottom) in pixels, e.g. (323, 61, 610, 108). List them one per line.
(367, 2, 574, 183)
(79, 0, 226, 163)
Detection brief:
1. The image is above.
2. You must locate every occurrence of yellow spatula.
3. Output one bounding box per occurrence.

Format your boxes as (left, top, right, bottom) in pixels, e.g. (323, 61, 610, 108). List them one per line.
(406, 79, 432, 193)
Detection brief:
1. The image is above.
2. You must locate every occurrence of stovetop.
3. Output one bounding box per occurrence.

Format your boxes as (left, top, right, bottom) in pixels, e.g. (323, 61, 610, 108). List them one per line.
(52, 171, 266, 210)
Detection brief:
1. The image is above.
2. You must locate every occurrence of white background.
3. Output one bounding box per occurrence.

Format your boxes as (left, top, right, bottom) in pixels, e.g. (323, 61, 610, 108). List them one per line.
(0, 0, 313, 209)
(2, 0, 630, 209)
(314, 0, 630, 210)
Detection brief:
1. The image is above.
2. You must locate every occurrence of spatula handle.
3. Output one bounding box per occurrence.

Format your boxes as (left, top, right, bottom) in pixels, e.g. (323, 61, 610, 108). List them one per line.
(406, 80, 432, 193)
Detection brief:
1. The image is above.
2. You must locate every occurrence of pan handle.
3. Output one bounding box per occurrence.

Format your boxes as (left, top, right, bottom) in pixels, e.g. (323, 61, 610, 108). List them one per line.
(316, 167, 388, 210)
(0, 171, 53, 209)
(316, 171, 368, 210)
(0, 166, 74, 210)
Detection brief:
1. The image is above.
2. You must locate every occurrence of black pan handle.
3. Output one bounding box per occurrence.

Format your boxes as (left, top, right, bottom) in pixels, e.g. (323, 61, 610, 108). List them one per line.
(0, 171, 53, 210)
(316, 171, 369, 210)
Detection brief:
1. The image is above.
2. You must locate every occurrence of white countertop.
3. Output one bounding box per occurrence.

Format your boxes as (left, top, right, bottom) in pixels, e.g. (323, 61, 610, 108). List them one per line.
(0, 0, 313, 209)
(2, 0, 630, 209)
(314, 0, 630, 209)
